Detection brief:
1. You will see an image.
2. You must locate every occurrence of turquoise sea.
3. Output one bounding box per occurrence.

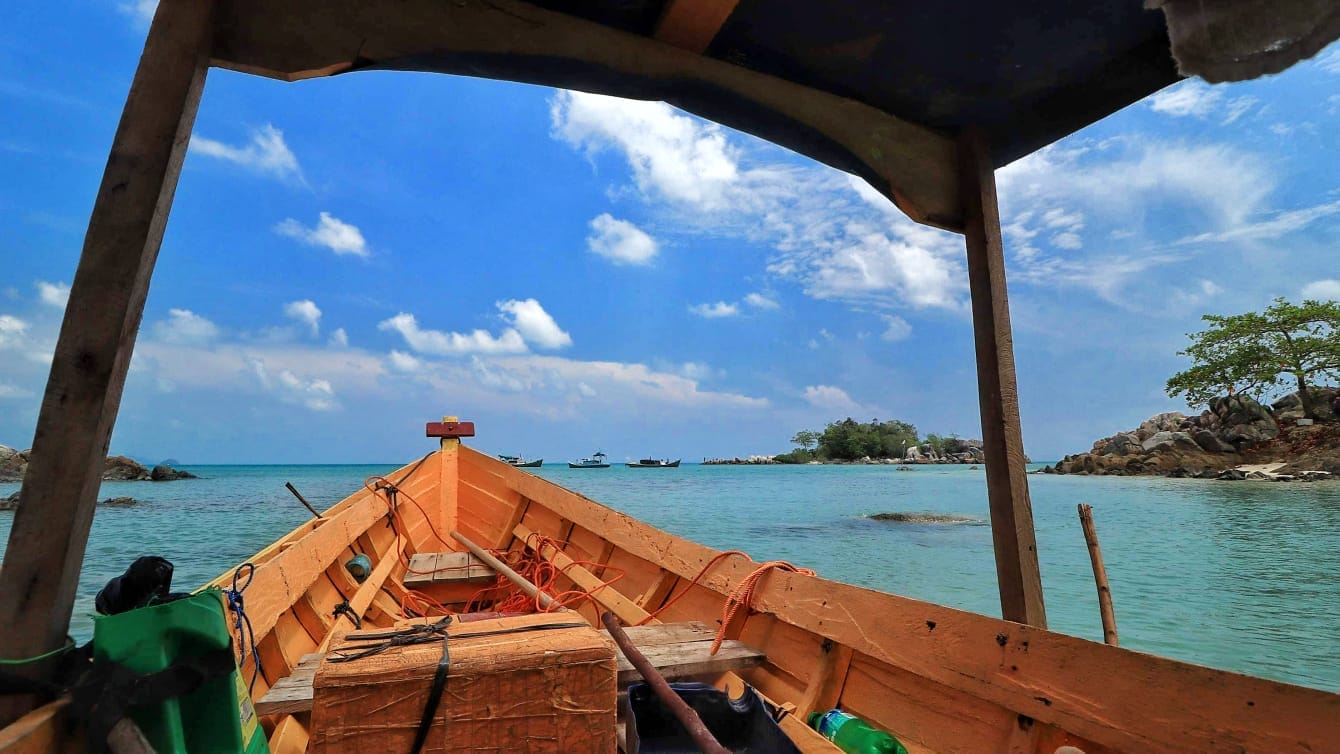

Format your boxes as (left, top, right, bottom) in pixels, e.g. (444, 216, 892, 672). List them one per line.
(2, 463, 1337, 693)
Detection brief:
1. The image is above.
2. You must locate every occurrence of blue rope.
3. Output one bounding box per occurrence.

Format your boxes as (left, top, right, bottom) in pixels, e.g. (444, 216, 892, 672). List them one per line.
(225, 562, 262, 695)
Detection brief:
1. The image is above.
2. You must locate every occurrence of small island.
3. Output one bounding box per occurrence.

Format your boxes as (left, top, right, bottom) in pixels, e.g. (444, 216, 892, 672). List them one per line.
(1046, 297, 1339, 481)
(705, 418, 1016, 465)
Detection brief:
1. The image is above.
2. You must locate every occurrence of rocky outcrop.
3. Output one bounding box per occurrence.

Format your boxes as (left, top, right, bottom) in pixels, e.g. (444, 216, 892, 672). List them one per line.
(1272, 386, 1340, 423)
(103, 456, 151, 480)
(1210, 395, 1279, 447)
(2, 491, 141, 511)
(900, 438, 1024, 465)
(0, 445, 26, 482)
(703, 455, 780, 465)
(150, 464, 197, 481)
(0, 447, 194, 482)
(1051, 390, 1338, 479)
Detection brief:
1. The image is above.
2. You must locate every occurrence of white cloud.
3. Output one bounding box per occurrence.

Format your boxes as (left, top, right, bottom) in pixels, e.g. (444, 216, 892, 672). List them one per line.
(552, 91, 739, 210)
(0, 382, 33, 399)
(1301, 279, 1340, 301)
(689, 301, 740, 318)
(1318, 48, 1340, 74)
(550, 91, 967, 315)
(678, 362, 717, 381)
(151, 309, 218, 345)
(244, 357, 336, 411)
(1222, 96, 1259, 125)
(743, 292, 779, 310)
(1146, 81, 1223, 118)
(795, 226, 963, 309)
(996, 139, 1287, 304)
(803, 385, 859, 412)
(1000, 140, 1273, 231)
(880, 315, 912, 342)
(328, 328, 349, 348)
(36, 281, 69, 308)
(497, 298, 572, 349)
(486, 354, 768, 411)
(118, 0, 156, 26)
(387, 350, 422, 373)
(0, 315, 29, 349)
(378, 312, 527, 356)
(283, 300, 321, 337)
(1176, 199, 1340, 245)
(190, 124, 303, 183)
(276, 212, 369, 257)
(1199, 280, 1223, 297)
(587, 214, 658, 265)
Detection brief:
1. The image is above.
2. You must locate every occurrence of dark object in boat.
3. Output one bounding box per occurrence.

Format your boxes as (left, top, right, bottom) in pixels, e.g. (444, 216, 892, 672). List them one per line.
(626, 681, 801, 754)
(95, 556, 177, 615)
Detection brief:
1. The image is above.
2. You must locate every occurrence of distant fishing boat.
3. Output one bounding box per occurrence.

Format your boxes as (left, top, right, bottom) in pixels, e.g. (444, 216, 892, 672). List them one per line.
(568, 451, 610, 469)
(498, 454, 543, 468)
(626, 457, 680, 468)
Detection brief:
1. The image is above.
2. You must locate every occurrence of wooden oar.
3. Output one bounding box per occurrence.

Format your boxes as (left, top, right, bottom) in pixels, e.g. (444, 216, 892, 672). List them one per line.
(601, 611, 729, 754)
(450, 531, 556, 610)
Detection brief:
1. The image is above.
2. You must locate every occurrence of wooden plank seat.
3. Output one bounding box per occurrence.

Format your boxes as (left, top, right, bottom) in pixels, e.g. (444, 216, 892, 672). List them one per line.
(607, 621, 764, 686)
(403, 551, 495, 586)
(256, 653, 323, 716)
(255, 621, 762, 716)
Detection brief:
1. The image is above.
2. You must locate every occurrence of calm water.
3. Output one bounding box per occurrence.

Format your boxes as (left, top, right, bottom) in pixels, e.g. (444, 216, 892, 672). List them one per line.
(2, 463, 1337, 692)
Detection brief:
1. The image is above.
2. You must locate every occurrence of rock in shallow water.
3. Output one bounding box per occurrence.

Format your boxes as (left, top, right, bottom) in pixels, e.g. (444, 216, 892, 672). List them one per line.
(869, 512, 979, 524)
(0, 492, 141, 510)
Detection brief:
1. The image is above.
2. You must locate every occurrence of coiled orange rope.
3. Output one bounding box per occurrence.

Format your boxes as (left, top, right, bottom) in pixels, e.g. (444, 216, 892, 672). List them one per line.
(711, 560, 815, 655)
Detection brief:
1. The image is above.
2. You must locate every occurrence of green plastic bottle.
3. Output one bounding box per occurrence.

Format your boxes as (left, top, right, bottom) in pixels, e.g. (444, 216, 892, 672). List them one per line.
(807, 709, 909, 754)
(93, 589, 269, 754)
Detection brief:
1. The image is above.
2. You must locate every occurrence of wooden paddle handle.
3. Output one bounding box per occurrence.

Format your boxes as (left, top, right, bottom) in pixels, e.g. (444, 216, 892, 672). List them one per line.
(450, 531, 557, 610)
(601, 611, 729, 754)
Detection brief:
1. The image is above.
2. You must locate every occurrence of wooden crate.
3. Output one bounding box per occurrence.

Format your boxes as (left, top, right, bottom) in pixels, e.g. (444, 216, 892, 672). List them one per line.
(311, 613, 617, 753)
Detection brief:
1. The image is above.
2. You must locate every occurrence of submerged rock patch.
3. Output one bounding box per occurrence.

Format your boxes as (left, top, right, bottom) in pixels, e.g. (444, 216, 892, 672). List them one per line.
(869, 512, 980, 524)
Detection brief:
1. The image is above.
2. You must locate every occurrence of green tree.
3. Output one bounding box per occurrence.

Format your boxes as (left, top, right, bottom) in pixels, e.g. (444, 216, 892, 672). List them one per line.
(790, 430, 819, 452)
(1166, 298, 1340, 419)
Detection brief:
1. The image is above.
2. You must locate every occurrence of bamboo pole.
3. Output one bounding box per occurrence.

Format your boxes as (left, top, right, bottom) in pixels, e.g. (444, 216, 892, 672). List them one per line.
(451, 530, 556, 610)
(1077, 504, 1118, 646)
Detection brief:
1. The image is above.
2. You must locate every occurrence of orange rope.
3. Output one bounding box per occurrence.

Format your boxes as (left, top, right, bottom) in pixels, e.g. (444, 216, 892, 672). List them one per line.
(636, 550, 750, 625)
(710, 560, 815, 655)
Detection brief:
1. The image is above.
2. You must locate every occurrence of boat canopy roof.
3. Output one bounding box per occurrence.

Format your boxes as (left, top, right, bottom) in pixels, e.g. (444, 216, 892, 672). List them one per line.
(210, 0, 1191, 231)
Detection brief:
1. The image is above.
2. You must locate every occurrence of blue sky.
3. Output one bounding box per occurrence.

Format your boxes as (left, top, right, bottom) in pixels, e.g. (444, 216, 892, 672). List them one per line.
(1, 3, 1338, 463)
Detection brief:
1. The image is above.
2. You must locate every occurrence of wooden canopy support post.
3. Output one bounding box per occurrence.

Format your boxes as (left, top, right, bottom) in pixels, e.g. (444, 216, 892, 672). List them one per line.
(958, 128, 1047, 628)
(0, 0, 215, 723)
(654, 0, 741, 53)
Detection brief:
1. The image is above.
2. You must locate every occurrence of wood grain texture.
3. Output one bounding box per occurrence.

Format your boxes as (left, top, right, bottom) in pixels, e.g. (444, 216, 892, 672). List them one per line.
(210, 0, 961, 229)
(0, 700, 70, 754)
(515, 522, 654, 623)
(654, 0, 740, 53)
(0, 0, 215, 722)
(468, 446, 1340, 752)
(958, 127, 1046, 628)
